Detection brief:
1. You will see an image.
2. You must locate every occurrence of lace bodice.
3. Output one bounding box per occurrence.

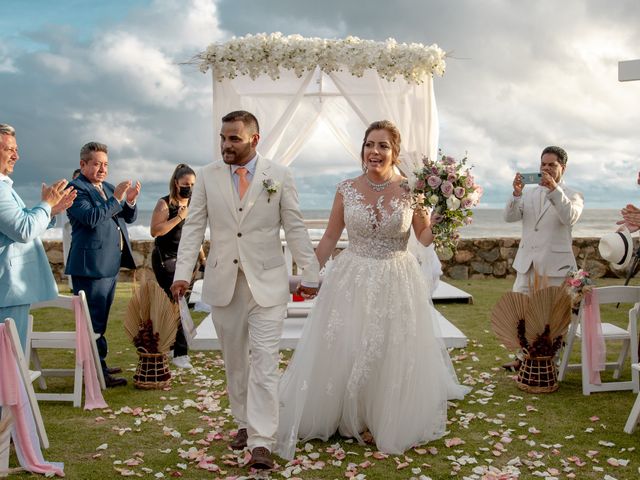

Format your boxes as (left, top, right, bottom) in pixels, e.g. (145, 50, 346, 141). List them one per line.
(338, 180, 413, 259)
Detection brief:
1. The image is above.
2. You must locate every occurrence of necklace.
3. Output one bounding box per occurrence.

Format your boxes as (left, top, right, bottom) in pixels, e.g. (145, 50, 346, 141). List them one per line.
(365, 174, 393, 192)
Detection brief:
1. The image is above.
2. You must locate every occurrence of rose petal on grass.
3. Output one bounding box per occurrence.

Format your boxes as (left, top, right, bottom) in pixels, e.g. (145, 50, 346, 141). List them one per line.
(444, 437, 465, 448)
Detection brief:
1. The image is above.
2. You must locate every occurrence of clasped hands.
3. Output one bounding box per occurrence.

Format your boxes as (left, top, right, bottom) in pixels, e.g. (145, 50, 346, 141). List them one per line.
(296, 284, 318, 299)
(170, 280, 318, 302)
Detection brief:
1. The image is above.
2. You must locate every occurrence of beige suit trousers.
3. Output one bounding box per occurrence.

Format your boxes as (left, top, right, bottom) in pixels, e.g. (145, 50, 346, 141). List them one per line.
(211, 270, 286, 450)
(512, 266, 566, 294)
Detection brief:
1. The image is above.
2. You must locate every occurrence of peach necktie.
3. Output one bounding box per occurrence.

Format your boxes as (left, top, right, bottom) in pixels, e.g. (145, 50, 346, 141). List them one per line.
(235, 167, 249, 200)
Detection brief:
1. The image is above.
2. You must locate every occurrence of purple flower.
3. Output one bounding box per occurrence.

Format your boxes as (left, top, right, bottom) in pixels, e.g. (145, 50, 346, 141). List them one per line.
(415, 179, 426, 190)
(443, 156, 456, 165)
(440, 180, 453, 198)
(461, 197, 474, 209)
(465, 175, 475, 188)
(454, 186, 465, 199)
(431, 166, 439, 174)
(432, 213, 444, 224)
(427, 175, 442, 188)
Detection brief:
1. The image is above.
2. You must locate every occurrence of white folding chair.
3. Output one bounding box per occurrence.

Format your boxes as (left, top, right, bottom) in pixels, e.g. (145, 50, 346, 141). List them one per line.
(0, 318, 49, 453)
(624, 363, 640, 433)
(29, 291, 106, 407)
(558, 285, 640, 395)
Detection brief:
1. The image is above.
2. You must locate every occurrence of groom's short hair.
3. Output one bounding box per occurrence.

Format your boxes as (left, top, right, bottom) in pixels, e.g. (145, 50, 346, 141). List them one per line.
(222, 110, 260, 134)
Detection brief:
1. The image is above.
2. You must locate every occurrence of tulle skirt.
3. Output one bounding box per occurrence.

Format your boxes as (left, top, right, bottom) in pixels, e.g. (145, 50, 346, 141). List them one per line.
(275, 249, 469, 460)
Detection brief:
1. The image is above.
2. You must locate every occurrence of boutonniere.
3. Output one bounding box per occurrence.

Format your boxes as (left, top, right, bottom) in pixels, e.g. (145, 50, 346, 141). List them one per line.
(262, 178, 280, 202)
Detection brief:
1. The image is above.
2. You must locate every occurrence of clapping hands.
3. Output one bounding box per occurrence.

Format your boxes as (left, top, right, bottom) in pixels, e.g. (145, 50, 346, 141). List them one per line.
(42, 179, 77, 216)
(114, 180, 141, 203)
(617, 204, 640, 233)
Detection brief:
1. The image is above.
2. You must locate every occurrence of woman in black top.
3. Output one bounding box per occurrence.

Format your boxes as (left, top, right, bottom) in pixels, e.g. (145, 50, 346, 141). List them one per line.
(150, 164, 202, 369)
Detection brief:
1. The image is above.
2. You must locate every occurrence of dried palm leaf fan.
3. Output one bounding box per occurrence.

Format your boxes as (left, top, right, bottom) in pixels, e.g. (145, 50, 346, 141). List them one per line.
(524, 287, 571, 346)
(491, 292, 529, 351)
(124, 281, 179, 353)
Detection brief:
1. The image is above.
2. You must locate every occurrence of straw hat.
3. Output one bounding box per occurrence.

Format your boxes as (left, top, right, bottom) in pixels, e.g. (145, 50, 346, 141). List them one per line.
(598, 229, 634, 270)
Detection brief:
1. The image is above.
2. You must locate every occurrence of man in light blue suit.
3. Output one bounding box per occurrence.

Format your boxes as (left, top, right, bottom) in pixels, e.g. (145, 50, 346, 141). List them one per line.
(0, 123, 76, 351)
(65, 141, 140, 388)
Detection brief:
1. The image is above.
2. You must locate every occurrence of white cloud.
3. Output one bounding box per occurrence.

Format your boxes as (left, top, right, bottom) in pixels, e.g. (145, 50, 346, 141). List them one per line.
(93, 32, 187, 106)
(2, 0, 640, 212)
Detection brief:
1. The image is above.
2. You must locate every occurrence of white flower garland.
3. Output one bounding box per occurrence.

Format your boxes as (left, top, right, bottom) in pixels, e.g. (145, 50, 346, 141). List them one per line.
(198, 33, 446, 84)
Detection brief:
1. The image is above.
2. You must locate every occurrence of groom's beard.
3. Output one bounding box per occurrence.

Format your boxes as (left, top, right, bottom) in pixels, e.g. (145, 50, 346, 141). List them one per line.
(222, 143, 253, 165)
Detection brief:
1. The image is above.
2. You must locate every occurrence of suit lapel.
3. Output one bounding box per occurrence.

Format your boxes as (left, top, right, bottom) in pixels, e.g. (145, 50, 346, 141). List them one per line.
(78, 175, 106, 204)
(240, 157, 270, 222)
(214, 163, 240, 222)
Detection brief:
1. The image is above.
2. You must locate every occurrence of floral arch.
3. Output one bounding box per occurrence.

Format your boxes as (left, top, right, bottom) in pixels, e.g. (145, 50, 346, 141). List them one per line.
(197, 33, 446, 172)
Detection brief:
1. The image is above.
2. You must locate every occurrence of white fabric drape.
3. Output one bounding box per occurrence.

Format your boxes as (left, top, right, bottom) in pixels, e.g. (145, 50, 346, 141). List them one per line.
(211, 67, 438, 170)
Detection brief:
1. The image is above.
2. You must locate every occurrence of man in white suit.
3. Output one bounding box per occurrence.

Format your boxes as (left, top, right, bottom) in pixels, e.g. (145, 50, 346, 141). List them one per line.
(504, 146, 584, 293)
(171, 111, 319, 469)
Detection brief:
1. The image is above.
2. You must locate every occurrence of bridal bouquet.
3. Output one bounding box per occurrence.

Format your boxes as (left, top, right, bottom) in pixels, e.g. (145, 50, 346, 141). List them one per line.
(413, 153, 483, 252)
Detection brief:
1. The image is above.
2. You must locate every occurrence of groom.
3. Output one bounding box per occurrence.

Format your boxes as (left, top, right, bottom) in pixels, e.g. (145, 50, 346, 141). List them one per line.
(171, 110, 319, 469)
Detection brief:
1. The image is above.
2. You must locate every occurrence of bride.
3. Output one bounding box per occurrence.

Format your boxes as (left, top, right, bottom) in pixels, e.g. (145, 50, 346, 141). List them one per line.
(276, 120, 469, 460)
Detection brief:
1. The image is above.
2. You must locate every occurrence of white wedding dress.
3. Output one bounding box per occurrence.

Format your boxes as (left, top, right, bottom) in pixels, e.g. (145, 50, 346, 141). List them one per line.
(275, 180, 469, 460)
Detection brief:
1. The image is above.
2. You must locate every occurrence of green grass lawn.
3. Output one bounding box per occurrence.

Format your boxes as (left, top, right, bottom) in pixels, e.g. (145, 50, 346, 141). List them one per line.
(8, 278, 640, 479)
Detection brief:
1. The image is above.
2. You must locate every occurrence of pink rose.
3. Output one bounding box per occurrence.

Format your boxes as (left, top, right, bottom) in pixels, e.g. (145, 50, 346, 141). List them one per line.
(427, 175, 442, 188)
(448, 173, 457, 182)
(461, 197, 474, 209)
(443, 156, 456, 165)
(415, 179, 426, 190)
(454, 186, 465, 199)
(569, 278, 582, 287)
(432, 213, 444, 224)
(465, 175, 475, 188)
(431, 166, 439, 174)
(446, 165, 456, 175)
(440, 180, 453, 198)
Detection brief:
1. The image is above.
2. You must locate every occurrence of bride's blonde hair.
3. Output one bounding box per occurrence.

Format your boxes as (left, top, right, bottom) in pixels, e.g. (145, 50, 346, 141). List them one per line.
(360, 120, 402, 172)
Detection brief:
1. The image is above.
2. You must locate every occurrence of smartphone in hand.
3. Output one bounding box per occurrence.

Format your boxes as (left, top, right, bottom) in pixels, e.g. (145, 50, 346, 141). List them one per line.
(521, 172, 542, 184)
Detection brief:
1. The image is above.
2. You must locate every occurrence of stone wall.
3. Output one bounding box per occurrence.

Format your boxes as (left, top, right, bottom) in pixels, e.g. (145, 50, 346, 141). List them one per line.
(438, 237, 627, 280)
(42, 238, 628, 282)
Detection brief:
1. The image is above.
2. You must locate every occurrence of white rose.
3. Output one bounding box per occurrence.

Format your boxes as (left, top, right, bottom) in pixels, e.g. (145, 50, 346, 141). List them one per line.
(428, 194, 439, 206)
(446, 196, 461, 211)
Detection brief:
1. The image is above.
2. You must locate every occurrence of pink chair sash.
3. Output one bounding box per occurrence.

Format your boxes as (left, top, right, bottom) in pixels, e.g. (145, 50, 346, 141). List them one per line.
(582, 290, 606, 384)
(0, 324, 65, 477)
(72, 297, 107, 410)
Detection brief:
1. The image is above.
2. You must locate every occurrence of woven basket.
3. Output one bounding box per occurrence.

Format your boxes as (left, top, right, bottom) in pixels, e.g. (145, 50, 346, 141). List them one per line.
(516, 354, 558, 393)
(133, 348, 171, 390)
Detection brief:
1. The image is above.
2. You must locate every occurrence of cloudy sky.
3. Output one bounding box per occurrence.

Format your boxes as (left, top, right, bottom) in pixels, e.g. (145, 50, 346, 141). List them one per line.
(1, 0, 639, 211)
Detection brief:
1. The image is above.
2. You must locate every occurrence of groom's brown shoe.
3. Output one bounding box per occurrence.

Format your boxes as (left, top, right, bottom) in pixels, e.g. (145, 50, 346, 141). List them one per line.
(247, 446, 274, 470)
(229, 428, 247, 450)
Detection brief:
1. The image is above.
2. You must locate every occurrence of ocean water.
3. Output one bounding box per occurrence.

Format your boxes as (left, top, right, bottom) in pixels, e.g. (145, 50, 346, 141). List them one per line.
(42, 208, 622, 241)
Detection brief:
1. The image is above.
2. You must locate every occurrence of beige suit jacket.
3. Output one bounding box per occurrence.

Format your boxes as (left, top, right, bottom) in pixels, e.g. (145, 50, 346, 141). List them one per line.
(174, 155, 319, 307)
(504, 182, 584, 277)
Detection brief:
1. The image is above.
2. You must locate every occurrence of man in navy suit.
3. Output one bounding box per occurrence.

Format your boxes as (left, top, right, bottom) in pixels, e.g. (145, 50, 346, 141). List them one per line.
(65, 141, 141, 387)
(1, 123, 76, 351)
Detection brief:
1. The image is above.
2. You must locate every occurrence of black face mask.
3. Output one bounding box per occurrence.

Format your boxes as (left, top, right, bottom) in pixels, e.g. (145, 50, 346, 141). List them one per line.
(178, 186, 192, 198)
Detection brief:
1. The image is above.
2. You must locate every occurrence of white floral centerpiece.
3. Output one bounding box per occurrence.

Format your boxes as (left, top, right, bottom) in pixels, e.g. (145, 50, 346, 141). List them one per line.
(412, 153, 483, 253)
(197, 33, 446, 84)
